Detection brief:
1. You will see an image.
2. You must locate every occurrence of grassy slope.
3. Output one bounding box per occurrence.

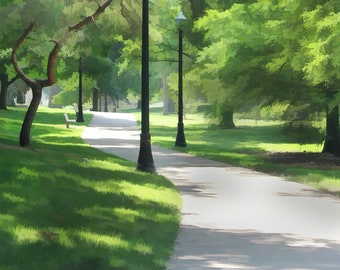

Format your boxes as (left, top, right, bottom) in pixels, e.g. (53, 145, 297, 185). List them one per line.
(132, 108, 340, 196)
(0, 107, 181, 270)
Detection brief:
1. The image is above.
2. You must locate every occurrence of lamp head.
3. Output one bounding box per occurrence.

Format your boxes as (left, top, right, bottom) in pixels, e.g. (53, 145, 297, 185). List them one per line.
(175, 10, 187, 24)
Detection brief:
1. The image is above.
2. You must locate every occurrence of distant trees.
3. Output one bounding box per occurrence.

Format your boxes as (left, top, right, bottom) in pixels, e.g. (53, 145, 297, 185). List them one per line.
(180, 0, 340, 154)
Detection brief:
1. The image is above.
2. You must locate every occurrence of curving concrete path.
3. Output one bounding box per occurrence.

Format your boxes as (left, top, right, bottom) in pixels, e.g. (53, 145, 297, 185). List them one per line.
(82, 112, 340, 270)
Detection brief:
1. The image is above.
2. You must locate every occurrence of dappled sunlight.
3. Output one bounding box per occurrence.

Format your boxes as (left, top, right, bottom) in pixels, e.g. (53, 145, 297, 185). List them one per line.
(312, 178, 340, 193)
(17, 167, 39, 181)
(12, 226, 40, 244)
(133, 241, 153, 255)
(80, 159, 129, 171)
(77, 230, 129, 249)
(0, 108, 181, 269)
(258, 142, 323, 152)
(81, 179, 121, 194)
(2, 192, 27, 203)
(120, 181, 182, 208)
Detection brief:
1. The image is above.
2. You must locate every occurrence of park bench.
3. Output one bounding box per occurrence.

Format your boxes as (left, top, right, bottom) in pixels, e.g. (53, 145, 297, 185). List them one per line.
(64, 113, 76, 128)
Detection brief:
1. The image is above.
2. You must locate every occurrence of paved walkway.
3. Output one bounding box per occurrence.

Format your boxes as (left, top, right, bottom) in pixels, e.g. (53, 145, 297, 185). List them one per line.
(82, 112, 340, 270)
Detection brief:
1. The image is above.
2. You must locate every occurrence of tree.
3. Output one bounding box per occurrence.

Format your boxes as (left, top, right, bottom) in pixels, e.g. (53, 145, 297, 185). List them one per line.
(10, 0, 113, 147)
(185, 2, 318, 131)
(297, 1, 340, 154)
(0, 2, 23, 110)
(192, 3, 272, 128)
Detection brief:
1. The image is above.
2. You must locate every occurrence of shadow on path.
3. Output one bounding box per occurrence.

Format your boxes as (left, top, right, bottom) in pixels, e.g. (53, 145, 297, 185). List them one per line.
(168, 225, 340, 270)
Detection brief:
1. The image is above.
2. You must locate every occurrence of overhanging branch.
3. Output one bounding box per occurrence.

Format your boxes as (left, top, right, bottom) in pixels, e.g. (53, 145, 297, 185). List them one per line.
(12, 0, 113, 89)
(68, 0, 113, 33)
(12, 22, 35, 87)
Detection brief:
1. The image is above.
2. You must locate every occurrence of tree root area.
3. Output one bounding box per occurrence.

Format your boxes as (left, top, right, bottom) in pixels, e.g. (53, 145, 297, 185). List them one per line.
(264, 152, 340, 169)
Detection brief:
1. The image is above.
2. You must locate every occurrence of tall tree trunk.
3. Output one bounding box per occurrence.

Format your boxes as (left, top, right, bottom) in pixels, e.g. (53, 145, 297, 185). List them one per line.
(220, 109, 236, 129)
(112, 97, 117, 112)
(92, 87, 99, 111)
(0, 80, 8, 110)
(161, 71, 176, 115)
(322, 105, 340, 155)
(163, 70, 169, 115)
(19, 82, 42, 147)
(0, 73, 18, 110)
(136, 99, 141, 109)
(99, 93, 102, 111)
(16, 89, 25, 104)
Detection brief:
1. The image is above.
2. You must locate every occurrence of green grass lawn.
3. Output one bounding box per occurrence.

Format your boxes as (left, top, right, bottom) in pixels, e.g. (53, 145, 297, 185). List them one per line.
(131, 108, 340, 197)
(0, 107, 181, 270)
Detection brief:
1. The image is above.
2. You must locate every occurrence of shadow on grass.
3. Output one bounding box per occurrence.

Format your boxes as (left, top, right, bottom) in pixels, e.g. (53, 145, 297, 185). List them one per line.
(0, 147, 179, 270)
(0, 109, 180, 270)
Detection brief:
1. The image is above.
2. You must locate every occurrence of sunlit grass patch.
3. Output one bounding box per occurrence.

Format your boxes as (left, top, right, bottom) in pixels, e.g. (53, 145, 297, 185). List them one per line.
(258, 142, 322, 152)
(77, 230, 129, 248)
(2, 193, 27, 203)
(16, 167, 40, 180)
(120, 181, 182, 207)
(12, 226, 40, 244)
(317, 178, 340, 193)
(133, 241, 153, 255)
(292, 172, 340, 193)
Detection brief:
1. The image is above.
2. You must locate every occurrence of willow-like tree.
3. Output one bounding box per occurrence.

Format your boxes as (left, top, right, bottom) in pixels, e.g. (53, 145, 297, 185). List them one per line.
(11, 0, 112, 147)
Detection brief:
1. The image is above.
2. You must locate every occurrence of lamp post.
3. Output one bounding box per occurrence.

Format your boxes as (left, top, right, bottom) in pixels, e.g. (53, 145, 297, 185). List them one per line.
(136, 0, 156, 173)
(175, 11, 187, 147)
(76, 31, 85, 122)
(104, 90, 108, 112)
(76, 56, 85, 122)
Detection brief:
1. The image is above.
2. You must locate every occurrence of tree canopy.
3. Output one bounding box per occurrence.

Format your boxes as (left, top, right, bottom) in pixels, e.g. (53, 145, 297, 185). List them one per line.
(1, 0, 340, 153)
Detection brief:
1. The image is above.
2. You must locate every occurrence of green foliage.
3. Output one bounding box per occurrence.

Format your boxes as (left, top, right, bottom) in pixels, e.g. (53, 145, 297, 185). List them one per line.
(2, 0, 340, 136)
(181, 0, 340, 130)
(0, 107, 181, 269)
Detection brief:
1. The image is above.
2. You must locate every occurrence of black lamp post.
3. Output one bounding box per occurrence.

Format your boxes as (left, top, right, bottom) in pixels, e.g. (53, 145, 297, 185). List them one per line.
(136, 0, 156, 173)
(76, 56, 85, 122)
(76, 31, 85, 122)
(104, 90, 108, 112)
(175, 11, 187, 147)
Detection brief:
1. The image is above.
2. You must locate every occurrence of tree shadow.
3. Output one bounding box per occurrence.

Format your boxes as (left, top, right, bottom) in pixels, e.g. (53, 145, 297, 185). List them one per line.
(0, 127, 179, 270)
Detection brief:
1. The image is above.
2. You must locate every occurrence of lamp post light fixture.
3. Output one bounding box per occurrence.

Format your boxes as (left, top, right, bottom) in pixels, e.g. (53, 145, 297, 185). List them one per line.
(136, 0, 156, 173)
(175, 10, 187, 147)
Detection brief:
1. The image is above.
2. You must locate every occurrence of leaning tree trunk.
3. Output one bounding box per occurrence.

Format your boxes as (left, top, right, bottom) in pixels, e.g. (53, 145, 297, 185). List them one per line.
(322, 105, 340, 155)
(19, 82, 42, 147)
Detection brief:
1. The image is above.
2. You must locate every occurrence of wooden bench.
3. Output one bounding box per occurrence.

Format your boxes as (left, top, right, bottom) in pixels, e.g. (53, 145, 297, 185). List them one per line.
(64, 113, 76, 128)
